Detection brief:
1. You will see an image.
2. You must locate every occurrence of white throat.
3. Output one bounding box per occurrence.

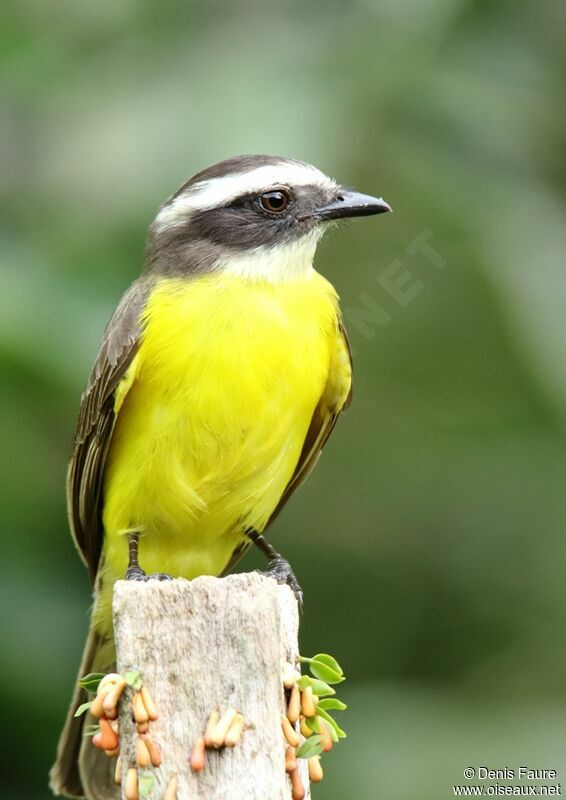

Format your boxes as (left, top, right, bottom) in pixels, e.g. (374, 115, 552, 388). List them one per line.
(217, 230, 322, 284)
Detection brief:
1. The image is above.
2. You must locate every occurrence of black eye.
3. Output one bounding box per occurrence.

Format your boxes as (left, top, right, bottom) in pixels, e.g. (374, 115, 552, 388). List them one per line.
(260, 190, 290, 214)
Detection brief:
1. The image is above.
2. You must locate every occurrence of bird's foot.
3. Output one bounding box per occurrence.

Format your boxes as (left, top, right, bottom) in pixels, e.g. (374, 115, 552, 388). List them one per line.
(125, 567, 173, 582)
(125, 565, 146, 580)
(261, 556, 304, 610)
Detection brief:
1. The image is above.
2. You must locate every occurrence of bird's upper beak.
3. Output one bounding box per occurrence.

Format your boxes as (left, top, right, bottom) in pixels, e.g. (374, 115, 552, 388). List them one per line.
(315, 190, 392, 221)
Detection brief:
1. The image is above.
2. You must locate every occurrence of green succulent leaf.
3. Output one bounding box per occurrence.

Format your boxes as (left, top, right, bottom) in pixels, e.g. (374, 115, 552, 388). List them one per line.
(319, 717, 339, 742)
(310, 678, 336, 697)
(124, 670, 143, 691)
(79, 672, 105, 693)
(311, 653, 344, 677)
(297, 675, 335, 697)
(317, 707, 347, 739)
(138, 773, 156, 799)
(82, 724, 100, 738)
(306, 715, 321, 734)
(309, 660, 344, 684)
(317, 698, 347, 711)
(296, 735, 324, 759)
(74, 701, 93, 718)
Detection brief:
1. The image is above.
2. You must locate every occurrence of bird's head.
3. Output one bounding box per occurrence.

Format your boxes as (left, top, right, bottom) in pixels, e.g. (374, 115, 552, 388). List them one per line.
(147, 155, 391, 283)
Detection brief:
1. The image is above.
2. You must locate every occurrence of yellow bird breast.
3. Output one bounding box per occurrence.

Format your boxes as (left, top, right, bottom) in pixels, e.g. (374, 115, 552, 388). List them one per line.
(101, 271, 340, 591)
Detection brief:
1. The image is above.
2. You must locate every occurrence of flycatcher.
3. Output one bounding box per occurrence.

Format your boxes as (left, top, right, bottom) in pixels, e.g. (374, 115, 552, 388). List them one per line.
(50, 154, 390, 799)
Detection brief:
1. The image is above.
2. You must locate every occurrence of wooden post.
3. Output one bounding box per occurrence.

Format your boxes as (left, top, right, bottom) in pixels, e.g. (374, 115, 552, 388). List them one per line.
(112, 573, 310, 800)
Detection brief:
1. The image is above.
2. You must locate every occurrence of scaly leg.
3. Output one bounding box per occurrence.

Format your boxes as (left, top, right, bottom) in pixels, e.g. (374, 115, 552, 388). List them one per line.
(125, 533, 173, 582)
(246, 529, 303, 610)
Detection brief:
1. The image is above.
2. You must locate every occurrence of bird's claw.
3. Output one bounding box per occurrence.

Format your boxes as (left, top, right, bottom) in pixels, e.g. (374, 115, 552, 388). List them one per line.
(261, 557, 304, 610)
(125, 565, 146, 581)
(125, 568, 173, 582)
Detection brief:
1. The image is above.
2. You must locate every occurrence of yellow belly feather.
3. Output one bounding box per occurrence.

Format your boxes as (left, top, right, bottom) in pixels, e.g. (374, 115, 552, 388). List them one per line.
(95, 271, 340, 631)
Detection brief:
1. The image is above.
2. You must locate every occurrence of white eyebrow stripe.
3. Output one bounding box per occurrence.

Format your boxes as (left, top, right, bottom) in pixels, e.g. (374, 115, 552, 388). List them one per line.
(155, 162, 338, 229)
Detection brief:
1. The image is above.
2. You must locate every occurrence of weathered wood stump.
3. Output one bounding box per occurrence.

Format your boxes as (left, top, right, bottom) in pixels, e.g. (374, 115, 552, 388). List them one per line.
(113, 573, 310, 799)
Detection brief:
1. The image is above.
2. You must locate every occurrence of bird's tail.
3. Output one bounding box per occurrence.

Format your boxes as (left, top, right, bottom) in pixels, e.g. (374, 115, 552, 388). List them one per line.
(49, 624, 118, 800)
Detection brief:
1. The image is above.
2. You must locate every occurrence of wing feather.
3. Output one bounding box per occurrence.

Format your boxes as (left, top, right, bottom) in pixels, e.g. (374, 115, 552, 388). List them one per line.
(67, 278, 153, 582)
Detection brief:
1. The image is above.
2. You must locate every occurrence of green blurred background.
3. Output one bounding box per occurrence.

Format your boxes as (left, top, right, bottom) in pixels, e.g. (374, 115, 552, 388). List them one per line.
(2, 1, 566, 798)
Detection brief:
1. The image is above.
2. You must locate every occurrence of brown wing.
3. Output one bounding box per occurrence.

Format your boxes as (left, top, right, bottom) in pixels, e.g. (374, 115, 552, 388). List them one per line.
(67, 278, 153, 582)
(221, 320, 353, 575)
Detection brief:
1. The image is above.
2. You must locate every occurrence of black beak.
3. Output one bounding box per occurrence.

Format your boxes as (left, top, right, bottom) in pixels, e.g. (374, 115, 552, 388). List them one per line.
(315, 190, 392, 221)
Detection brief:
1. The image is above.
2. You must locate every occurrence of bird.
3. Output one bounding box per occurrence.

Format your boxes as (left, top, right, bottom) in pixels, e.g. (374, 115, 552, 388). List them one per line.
(50, 154, 390, 799)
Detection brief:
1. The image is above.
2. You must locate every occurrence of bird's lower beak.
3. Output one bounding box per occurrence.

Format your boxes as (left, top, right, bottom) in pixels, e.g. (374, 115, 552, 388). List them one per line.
(315, 190, 392, 221)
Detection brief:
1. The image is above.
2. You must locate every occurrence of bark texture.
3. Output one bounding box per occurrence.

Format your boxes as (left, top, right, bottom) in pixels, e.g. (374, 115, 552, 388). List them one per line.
(113, 573, 309, 800)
